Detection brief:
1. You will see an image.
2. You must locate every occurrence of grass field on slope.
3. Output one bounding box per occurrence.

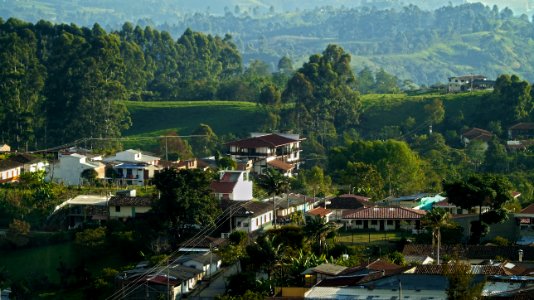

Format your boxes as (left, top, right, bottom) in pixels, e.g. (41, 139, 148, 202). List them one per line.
(125, 100, 266, 136)
(359, 91, 491, 133)
(123, 100, 266, 150)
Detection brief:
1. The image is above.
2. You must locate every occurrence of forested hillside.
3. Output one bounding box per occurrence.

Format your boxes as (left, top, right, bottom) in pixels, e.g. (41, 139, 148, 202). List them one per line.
(0, 19, 244, 150)
(2, 2, 534, 84)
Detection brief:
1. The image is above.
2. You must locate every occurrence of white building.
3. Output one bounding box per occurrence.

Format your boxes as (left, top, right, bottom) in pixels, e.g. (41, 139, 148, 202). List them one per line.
(210, 170, 253, 201)
(46, 153, 105, 185)
(103, 149, 160, 166)
(104, 149, 161, 186)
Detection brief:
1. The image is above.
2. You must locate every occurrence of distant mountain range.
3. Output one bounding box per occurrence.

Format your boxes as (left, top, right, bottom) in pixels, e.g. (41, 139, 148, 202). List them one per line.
(2, 1, 534, 85)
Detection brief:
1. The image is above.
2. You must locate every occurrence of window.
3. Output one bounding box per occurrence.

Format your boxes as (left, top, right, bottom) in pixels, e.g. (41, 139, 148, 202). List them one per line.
(387, 220, 393, 225)
(115, 206, 121, 212)
(356, 220, 362, 225)
(371, 220, 377, 225)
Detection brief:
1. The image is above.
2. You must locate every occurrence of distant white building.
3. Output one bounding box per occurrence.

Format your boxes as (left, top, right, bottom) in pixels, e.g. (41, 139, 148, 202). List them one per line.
(46, 153, 105, 185)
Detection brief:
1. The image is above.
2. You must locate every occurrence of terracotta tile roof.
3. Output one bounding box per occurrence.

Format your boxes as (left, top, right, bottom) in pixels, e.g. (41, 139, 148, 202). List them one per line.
(210, 181, 237, 194)
(414, 264, 511, 275)
(403, 244, 534, 261)
(520, 203, 534, 214)
(108, 196, 152, 207)
(434, 199, 452, 207)
(0, 159, 22, 171)
(9, 153, 43, 164)
(343, 207, 426, 220)
(509, 123, 534, 130)
(462, 127, 493, 141)
(402, 244, 466, 257)
(307, 207, 332, 217)
(327, 194, 373, 209)
(267, 159, 294, 171)
(226, 134, 299, 148)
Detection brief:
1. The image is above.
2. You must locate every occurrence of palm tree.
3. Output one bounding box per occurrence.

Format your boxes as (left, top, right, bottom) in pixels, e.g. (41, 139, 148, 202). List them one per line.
(304, 215, 336, 254)
(256, 168, 290, 228)
(247, 235, 285, 281)
(422, 207, 451, 264)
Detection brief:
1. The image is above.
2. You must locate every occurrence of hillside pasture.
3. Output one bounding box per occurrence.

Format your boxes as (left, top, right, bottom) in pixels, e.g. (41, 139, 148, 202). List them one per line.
(124, 100, 266, 149)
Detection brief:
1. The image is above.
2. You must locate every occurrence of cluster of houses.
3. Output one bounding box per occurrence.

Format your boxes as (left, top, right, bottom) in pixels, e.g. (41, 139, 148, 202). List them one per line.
(6, 131, 534, 298)
(447, 74, 495, 93)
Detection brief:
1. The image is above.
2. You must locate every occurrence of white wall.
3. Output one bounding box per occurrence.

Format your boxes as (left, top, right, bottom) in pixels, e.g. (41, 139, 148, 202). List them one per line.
(47, 154, 104, 186)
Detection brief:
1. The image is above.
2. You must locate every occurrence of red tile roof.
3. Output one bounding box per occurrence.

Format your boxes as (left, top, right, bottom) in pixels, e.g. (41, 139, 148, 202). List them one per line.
(520, 203, 534, 214)
(210, 181, 237, 194)
(403, 244, 534, 261)
(414, 264, 513, 276)
(226, 134, 299, 148)
(307, 207, 332, 217)
(462, 128, 493, 141)
(509, 122, 534, 130)
(434, 199, 452, 207)
(343, 207, 426, 220)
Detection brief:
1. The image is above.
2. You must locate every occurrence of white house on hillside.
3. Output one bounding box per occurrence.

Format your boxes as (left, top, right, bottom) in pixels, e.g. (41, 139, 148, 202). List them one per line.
(104, 149, 161, 186)
(46, 153, 105, 185)
(210, 170, 253, 201)
(103, 149, 160, 165)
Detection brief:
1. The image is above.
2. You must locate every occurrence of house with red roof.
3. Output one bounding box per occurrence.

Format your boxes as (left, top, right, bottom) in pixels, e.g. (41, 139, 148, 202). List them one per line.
(508, 122, 534, 139)
(210, 170, 253, 201)
(343, 207, 426, 232)
(226, 133, 303, 176)
(307, 207, 333, 222)
(515, 203, 534, 235)
(326, 194, 372, 220)
(461, 127, 493, 146)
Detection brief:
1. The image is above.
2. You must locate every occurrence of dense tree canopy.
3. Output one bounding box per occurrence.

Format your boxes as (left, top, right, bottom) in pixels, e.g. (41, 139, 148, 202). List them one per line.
(443, 173, 513, 243)
(282, 45, 361, 141)
(152, 168, 220, 238)
(329, 139, 425, 196)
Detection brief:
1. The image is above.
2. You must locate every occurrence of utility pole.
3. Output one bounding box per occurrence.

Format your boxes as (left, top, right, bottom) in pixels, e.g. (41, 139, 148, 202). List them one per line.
(165, 136, 168, 161)
(167, 258, 170, 300)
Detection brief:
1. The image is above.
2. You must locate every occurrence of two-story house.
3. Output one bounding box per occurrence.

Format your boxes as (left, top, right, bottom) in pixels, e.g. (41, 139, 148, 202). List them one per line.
(226, 133, 303, 176)
(448, 75, 494, 92)
(46, 153, 105, 185)
(104, 149, 161, 186)
(210, 170, 253, 201)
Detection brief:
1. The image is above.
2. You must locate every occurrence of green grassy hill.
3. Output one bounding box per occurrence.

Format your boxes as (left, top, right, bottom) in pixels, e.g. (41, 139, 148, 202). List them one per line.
(123, 100, 266, 149)
(124, 91, 491, 149)
(359, 91, 490, 135)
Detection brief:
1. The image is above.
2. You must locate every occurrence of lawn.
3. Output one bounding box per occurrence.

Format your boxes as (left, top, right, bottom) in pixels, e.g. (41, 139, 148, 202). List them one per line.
(0, 241, 131, 284)
(335, 230, 412, 245)
(125, 100, 266, 137)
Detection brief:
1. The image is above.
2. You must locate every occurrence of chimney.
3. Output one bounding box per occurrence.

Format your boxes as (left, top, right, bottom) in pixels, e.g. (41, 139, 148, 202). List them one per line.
(519, 249, 524, 262)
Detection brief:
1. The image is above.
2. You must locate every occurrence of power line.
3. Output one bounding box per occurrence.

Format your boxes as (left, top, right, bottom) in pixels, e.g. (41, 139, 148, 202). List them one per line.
(105, 198, 262, 300)
(28, 135, 208, 154)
